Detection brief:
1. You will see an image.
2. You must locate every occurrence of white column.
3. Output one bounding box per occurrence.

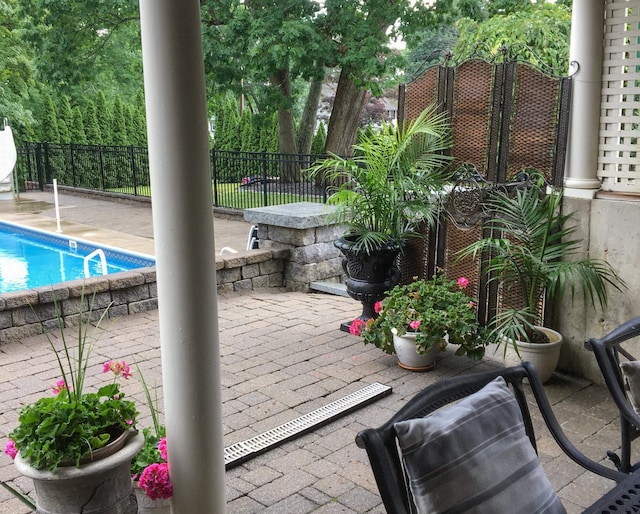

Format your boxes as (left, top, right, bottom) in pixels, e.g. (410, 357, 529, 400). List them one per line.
(139, 2, 226, 512)
(564, 0, 605, 195)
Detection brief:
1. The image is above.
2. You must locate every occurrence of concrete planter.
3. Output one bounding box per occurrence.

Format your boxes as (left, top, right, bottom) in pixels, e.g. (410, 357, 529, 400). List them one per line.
(14, 431, 144, 514)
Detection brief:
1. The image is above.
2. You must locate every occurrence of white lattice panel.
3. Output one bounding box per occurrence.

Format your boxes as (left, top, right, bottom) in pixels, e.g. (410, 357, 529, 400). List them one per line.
(599, 0, 640, 193)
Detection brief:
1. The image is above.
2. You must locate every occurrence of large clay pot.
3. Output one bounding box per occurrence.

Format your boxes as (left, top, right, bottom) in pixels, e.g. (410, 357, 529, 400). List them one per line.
(14, 431, 144, 514)
(335, 236, 402, 329)
(503, 326, 563, 383)
(391, 329, 441, 371)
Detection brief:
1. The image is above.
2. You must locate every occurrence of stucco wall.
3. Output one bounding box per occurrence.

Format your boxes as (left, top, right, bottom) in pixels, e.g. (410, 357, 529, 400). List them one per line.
(556, 196, 640, 383)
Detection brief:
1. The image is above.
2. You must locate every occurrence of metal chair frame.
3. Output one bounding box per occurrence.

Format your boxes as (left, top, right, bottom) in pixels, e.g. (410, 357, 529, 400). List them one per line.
(355, 362, 625, 514)
(585, 317, 640, 473)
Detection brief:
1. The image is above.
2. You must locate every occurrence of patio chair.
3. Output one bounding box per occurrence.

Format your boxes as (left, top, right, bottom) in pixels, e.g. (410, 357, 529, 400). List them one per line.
(585, 317, 640, 473)
(355, 362, 631, 514)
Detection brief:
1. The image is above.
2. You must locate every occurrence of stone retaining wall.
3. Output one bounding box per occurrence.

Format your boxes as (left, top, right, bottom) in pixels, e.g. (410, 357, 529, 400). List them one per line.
(0, 248, 287, 344)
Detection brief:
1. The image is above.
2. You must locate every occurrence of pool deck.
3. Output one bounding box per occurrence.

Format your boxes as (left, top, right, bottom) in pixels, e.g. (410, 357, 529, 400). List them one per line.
(0, 193, 636, 513)
(0, 191, 253, 257)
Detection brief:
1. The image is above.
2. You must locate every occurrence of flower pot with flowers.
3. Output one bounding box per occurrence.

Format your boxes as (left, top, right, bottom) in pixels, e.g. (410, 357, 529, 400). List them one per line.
(130, 364, 172, 512)
(350, 273, 491, 370)
(2, 290, 143, 514)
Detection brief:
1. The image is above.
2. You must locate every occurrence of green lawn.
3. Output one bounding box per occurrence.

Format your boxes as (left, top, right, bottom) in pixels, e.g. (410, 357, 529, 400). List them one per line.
(110, 182, 322, 209)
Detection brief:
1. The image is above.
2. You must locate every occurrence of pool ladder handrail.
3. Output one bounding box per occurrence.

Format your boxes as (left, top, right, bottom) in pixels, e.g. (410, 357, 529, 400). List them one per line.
(84, 249, 108, 278)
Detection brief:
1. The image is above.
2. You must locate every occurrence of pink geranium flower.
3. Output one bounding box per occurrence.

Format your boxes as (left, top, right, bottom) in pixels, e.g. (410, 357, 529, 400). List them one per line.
(409, 320, 421, 330)
(4, 440, 17, 460)
(103, 360, 133, 379)
(374, 301, 383, 314)
(349, 318, 367, 336)
(52, 379, 67, 395)
(457, 277, 469, 289)
(158, 437, 168, 461)
(139, 462, 172, 500)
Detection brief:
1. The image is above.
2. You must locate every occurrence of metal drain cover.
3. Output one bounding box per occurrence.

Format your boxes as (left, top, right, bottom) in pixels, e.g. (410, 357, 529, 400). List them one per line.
(224, 382, 392, 469)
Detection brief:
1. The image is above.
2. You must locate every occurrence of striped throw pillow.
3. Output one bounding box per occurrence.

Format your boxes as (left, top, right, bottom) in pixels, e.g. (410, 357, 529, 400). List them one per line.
(394, 376, 565, 514)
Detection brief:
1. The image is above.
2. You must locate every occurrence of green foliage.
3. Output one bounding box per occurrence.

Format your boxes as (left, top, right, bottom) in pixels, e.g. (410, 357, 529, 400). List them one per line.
(40, 94, 60, 143)
(357, 272, 490, 360)
(70, 107, 87, 144)
(458, 185, 626, 348)
(83, 100, 101, 144)
(308, 105, 453, 253)
(10, 385, 137, 471)
(311, 122, 326, 155)
(453, 3, 572, 72)
(0, 0, 36, 137)
(111, 95, 128, 146)
(57, 96, 73, 144)
(95, 92, 112, 144)
(131, 426, 165, 479)
(239, 110, 253, 152)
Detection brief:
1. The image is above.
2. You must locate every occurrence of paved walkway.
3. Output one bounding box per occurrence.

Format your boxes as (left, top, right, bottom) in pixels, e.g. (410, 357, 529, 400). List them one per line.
(0, 193, 634, 513)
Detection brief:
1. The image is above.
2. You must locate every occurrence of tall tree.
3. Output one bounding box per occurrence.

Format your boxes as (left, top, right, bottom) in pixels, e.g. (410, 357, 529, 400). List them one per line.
(83, 100, 101, 145)
(71, 107, 87, 144)
(319, 0, 431, 155)
(0, 0, 36, 140)
(16, 0, 141, 101)
(453, 2, 571, 72)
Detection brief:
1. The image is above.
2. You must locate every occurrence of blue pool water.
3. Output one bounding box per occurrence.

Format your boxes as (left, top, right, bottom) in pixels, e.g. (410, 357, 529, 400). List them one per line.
(0, 222, 155, 293)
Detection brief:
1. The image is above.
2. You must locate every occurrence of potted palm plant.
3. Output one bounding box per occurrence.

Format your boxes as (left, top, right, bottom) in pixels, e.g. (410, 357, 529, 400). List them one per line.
(308, 105, 454, 325)
(349, 272, 490, 370)
(458, 183, 626, 381)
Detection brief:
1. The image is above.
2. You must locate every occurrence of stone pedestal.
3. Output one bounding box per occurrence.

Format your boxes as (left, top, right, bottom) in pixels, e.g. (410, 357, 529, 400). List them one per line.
(244, 202, 345, 292)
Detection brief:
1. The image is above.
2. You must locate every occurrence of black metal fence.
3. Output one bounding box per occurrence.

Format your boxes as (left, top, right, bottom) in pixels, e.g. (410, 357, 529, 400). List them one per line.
(15, 143, 328, 209)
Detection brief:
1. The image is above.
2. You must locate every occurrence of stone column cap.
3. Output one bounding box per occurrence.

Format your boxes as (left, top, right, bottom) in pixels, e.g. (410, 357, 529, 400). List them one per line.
(244, 202, 338, 229)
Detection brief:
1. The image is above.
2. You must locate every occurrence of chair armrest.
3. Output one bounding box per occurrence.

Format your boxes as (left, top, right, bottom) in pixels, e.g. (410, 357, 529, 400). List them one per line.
(522, 361, 627, 483)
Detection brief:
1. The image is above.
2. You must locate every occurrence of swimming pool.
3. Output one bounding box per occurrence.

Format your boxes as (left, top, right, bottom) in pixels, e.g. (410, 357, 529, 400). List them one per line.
(0, 221, 155, 293)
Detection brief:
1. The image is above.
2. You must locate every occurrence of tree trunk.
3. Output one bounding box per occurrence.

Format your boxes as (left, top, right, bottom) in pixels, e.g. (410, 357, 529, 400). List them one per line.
(324, 67, 367, 157)
(270, 68, 298, 182)
(297, 76, 324, 156)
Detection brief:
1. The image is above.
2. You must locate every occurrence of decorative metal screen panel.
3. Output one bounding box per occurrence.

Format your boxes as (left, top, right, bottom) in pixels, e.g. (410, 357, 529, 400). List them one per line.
(599, 0, 640, 193)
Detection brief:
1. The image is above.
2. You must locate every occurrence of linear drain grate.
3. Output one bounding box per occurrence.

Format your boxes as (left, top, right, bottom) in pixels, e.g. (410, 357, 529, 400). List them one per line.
(224, 382, 392, 469)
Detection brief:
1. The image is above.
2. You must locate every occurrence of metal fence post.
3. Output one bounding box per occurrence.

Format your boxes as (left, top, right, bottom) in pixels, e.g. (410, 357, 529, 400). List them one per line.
(70, 143, 77, 187)
(261, 150, 268, 207)
(129, 145, 139, 195)
(99, 145, 106, 191)
(211, 148, 218, 206)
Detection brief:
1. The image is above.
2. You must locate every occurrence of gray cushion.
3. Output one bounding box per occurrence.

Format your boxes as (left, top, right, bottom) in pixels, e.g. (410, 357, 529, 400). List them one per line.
(620, 360, 640, 414)
(394, 377, 566, 514)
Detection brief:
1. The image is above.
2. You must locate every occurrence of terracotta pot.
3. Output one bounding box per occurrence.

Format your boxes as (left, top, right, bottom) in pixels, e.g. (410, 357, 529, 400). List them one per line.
(14, 431, 144, 514)
(392, 329, 441, 371)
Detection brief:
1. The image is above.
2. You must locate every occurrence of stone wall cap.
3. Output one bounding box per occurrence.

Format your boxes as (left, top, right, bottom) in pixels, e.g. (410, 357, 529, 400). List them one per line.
(244, 202, 337, 229)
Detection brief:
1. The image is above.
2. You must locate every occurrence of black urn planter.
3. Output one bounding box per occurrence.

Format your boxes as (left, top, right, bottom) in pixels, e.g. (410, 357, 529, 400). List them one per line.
(335, 236, 402, 332)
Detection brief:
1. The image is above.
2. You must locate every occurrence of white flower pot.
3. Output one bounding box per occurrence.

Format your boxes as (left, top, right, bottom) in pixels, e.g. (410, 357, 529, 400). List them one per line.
(133, 482, 173, 513)
(392, 329, 441, 371)
(503, 326, 563, 383)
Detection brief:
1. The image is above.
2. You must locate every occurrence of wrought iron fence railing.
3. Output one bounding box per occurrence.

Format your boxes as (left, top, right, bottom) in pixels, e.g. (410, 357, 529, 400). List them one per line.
(15, 143, 329, 209)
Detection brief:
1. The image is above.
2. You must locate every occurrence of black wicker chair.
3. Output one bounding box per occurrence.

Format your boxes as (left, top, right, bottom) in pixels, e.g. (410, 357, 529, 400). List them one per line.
(355, 362, 628, 514)
(585, 317, 640, 473)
